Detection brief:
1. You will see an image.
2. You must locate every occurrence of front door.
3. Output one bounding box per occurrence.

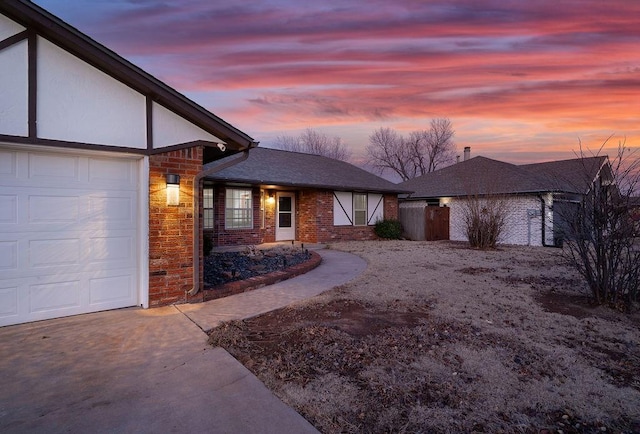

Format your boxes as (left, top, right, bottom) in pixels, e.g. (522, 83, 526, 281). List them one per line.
(276, 192, 296, 241)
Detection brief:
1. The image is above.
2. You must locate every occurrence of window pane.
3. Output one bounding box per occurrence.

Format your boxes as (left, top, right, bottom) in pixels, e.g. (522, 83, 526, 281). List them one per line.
(353, 193, 367, 226)
(353, 194, 366, 210)
(225, 188, 253, 229)
(279, 196, 292, 212)
(203, 188, 214, 229)
(279, 213, 292, 228)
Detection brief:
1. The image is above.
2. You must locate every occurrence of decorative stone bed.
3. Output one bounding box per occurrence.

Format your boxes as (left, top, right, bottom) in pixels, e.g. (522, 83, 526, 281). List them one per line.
(202, 246, 321, 301)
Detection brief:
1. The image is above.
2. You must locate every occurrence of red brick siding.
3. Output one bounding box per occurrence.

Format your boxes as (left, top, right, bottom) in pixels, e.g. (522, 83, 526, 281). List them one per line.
(208, 186, 401, 246)
(211, 186, 265, 246)
(384, 195, 399, 220)
(148, 147, 203, 307)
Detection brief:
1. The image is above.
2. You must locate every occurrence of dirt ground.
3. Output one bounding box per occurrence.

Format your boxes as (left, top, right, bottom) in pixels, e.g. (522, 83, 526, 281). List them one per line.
(208, 240, 640, 433)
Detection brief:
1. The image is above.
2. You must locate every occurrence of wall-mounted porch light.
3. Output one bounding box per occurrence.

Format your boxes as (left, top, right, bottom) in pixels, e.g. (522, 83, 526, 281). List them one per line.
(267, 189, 276, 204)
(166, 173, 180, 206)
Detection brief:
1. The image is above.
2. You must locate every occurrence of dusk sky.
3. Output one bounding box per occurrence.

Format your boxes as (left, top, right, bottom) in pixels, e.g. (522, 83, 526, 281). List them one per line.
(34, 0, 639, 166)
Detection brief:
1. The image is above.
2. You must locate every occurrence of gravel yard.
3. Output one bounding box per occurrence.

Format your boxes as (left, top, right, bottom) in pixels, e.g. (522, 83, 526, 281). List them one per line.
(209, 240, 640, 433)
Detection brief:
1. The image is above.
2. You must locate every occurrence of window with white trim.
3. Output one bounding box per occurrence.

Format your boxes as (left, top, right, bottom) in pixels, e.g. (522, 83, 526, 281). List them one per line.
(353, 193, 367, 226)
(334, 192, 384, 226)
(203, 187, 214, 229)
(225, 188, 253, 229)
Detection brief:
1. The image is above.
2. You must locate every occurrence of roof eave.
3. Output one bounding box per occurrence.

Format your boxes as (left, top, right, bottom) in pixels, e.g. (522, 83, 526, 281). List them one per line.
(206, 176, 410, 194)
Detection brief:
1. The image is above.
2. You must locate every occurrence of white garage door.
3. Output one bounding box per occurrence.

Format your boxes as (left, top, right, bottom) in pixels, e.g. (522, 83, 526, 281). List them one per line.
(0, 147, 141, 326)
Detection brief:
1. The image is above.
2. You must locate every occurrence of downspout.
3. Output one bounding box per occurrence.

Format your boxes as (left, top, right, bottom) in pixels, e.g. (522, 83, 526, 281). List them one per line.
(187, 149, 251, 298)
(539, 194, 550, 247)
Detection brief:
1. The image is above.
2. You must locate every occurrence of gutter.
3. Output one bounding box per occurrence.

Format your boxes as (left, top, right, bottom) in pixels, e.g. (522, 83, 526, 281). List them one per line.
(187, 149, 251, 298)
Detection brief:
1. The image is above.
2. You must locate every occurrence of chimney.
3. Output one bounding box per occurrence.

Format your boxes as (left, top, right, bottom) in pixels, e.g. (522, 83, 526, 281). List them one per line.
(463, 146, 470, 161)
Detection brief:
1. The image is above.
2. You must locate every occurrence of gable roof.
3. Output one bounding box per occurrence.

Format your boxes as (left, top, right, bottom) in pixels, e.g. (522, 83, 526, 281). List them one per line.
(0, 0, 257, 151)
(205, 147, 411, 194)
(521, 156, 608, 194)
(400, 155, 608, 199)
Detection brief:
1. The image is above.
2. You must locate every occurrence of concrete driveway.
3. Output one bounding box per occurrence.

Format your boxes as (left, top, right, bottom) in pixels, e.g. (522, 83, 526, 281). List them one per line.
(0, 249, 366, 433)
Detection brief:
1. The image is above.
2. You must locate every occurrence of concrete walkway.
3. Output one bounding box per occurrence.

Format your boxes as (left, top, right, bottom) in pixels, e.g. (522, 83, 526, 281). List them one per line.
(0, 249, 367, 434)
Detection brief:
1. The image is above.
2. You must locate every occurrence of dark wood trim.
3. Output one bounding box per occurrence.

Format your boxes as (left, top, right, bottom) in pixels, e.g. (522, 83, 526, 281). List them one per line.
(147, 140, 220, 155)
(27, 29, 37, 139)
(146, 96, 153, 150)
(0, 134, 148, 155)
(0, 29, 27, 51)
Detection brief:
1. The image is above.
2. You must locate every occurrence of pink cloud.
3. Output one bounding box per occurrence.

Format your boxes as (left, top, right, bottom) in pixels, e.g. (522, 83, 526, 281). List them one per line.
(34, 0, 640, 162)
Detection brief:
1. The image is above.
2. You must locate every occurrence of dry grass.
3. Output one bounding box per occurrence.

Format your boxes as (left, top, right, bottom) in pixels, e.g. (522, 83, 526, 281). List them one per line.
(208, 240, 640, 433)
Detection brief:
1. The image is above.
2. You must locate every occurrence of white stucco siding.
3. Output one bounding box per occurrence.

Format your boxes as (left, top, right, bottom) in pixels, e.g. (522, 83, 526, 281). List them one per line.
(0, 13, 25, 41)
(0, 40, 28, 137)
(449, 195, 546, 246)
(152, 102, 223, 148)
(37, 37, 146, 148)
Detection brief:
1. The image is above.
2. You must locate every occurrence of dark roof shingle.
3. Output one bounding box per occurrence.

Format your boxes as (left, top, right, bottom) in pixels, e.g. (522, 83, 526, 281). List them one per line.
(400, 155, 607, 199)
(205, 147, 410, 194)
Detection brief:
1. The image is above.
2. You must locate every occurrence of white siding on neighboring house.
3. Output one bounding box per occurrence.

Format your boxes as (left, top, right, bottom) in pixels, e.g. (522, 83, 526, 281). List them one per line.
(333, 192, 384, 226)
(37, 37, 147, 148)
(151, 102, 224, 148)
(449, 195, 547, 246)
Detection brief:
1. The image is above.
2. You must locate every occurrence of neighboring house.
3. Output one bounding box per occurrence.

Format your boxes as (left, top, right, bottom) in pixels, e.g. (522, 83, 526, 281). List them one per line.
(203, 147, 411, 246)
(398, 149, 609, 246)
(0, 1, 257, 326)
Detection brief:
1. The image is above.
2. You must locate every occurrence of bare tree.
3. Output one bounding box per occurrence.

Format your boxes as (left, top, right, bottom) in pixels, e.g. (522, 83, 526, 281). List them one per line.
(426, 118, 457, 172)
(366, 118, 456, 181)
(560, 138, 640, 309)
(273, 128, 351, 161)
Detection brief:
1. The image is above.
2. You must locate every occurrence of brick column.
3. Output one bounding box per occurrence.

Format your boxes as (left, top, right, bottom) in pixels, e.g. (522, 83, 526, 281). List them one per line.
(148, 146, 203, 306)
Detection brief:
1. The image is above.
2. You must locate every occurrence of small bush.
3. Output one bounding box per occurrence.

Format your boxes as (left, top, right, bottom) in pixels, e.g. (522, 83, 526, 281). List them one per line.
(462, 196, 507, 249)
(374, 219, 403, 239)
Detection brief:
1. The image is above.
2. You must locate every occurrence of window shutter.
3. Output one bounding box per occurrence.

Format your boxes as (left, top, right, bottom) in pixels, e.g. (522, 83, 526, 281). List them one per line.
(333, 192, 353, 225)
(367, 193, 384, 224)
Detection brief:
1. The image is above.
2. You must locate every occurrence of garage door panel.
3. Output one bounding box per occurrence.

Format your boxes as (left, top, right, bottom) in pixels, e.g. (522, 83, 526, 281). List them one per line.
(0, 285, 18, 318)
(88, 195, 135, 225)
(88, 157, 137, 186)
(30, 238, 81, 267)
(89, 273, 135, 306)
(30, 279, 81, 313)
(0, 241, 17, 270)
(0, 194, 17, 223)
(88, 235, 134, 264)
(29, 153, 80, 181)
(0, 149, 17, 176)
(0, 148, 140, 326)
(29, 194, 80, 223)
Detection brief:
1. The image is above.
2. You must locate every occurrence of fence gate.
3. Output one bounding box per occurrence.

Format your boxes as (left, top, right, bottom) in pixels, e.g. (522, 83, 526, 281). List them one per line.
(425, 206, 450, 241)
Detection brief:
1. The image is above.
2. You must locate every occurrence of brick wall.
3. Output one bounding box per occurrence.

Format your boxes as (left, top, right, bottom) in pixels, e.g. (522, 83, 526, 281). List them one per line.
(211, 186, 265, 246)
(384, 195, 399, 220)
(209, 186, 401, 245)
(148, 146, 203, 306)
(300, 191, 399, 243)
